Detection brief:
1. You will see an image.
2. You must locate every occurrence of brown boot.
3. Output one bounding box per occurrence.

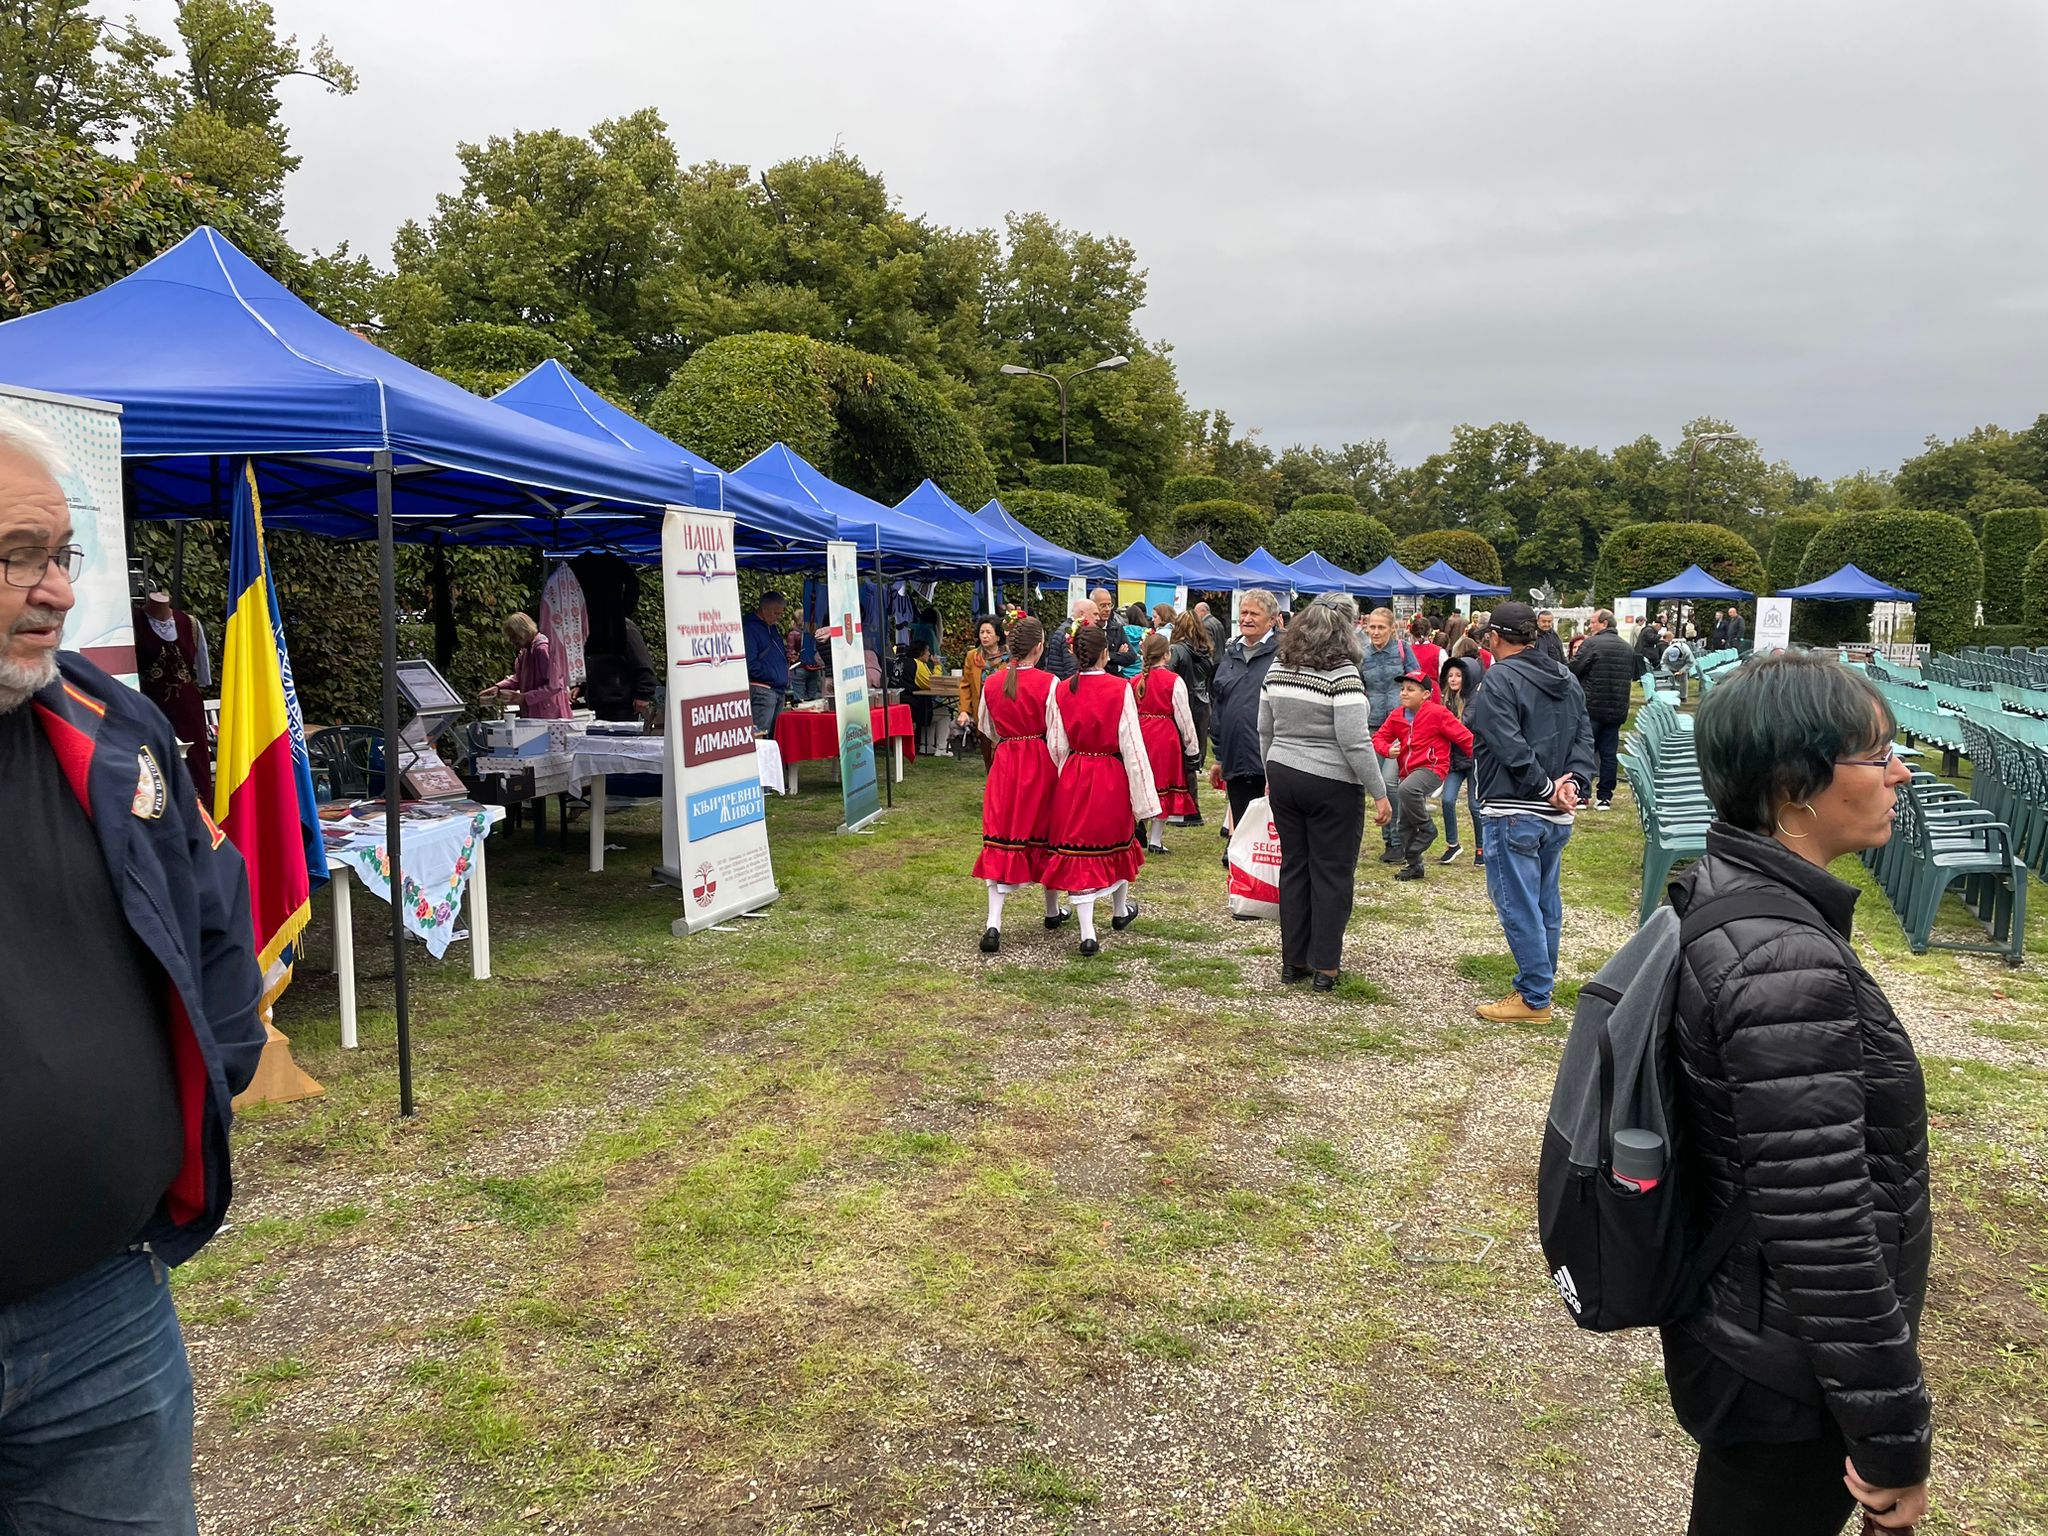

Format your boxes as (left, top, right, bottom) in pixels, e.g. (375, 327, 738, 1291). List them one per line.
(1475, 991, 1553, 1024)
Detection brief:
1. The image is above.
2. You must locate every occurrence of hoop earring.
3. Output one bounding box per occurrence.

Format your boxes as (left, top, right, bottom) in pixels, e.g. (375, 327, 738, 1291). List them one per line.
(1775, 802, 1818, 840)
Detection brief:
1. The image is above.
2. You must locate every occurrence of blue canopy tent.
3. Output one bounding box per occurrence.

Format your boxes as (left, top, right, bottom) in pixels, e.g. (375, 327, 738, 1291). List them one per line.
(975, 499, 1113, 584)
(1413, 557, 1509, 597)
(494, 359, 829, 560)
(731, 444, 987, 576)
(1286, 550, 1363, 595)
(897, 479, 1021, 609)
(0, 227, 740, 1116)
(1629, 564, 1754, 602)
(1353, 555, 1435, 599)
(1174, 540, 1245, 591)
(1774, 563, 1918, 602)
(1234, 546, 1299, 593)
(1111, 534, 1202, 614)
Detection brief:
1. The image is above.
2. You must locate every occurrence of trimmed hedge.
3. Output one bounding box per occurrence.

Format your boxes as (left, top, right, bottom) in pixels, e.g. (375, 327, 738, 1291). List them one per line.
(1794, 510, 1981, 651)
(1163, 499, 1270, 563)
(1002, 489, 1129, 560)
(1292, 491, 1359, 513)
(649, 332, 996, 507)
(1964, 624, 2034, 651)
(1591, 522, 1767, 610)
(1396, 530, 1504, 586)
(2023, 539, 2048, 643)
(1764, 514, 1832, 595)
(1026, 462, 1115, 503)
(1266, 510, 1394, 572)
(1163, 474, 1234, 509)
(1980, 508, 2048, 624)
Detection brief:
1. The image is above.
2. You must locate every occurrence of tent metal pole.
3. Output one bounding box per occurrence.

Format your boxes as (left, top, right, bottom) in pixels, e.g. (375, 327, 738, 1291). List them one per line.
(170, 524, 187, 610)
(875, 543, 892, 810)
(374, 452, 415, 1118)
(985, 562, 996, 614)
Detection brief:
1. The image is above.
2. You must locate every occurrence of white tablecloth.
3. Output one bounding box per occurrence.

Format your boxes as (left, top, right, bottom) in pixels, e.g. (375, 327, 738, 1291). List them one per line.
(321, 802, 506, 959)
(564, 734, 785, 795)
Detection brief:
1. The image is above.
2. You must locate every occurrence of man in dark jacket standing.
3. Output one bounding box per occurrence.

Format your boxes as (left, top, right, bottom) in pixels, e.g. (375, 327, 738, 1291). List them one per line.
(1567, 608, 1642, 811)
(1209, 587, 1282, 828)
(1724, 605, 1746, 650)
(743, 591, 790, 736)
(1465, 602, 1595, 1025)
(1532, 609, 1566, 664)
(0, 415, 265, 1532)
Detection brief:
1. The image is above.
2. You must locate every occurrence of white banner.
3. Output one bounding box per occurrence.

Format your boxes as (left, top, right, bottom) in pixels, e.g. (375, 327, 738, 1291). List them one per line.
(1, 384, 132, 684)
(826, 541, 883, 832)
(1754, 596, 1792, 654)
(660, 508, 778, 934)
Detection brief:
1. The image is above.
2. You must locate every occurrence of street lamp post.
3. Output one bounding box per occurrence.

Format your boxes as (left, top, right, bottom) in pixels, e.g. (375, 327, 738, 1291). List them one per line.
(1000, 354, 1130, 463)
(1684, 432, 1744, 521)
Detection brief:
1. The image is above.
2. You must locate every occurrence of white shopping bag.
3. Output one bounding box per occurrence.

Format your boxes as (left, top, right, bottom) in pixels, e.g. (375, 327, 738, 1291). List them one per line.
(1226, 794, 1282, 920)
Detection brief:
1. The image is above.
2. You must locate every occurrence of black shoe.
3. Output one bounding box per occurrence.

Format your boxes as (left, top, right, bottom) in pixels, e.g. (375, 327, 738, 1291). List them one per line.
(1395, 861, 1425, 882)
(1438, 844, 1463, 866)
(1146, 843, 1169, 854)
(1079, 937, 1101, 958)
(1044, 909, 1071, 930)
(1312, 971, 1339, 992)
(1379, 847, 1405, 864)
(1184, 813, 1205, 827)
(1281, 964, 1311, 984)
(1474, 852, 1486, 868)
(979, 927, 1001, 953)
(1112, 900, 1140, 932)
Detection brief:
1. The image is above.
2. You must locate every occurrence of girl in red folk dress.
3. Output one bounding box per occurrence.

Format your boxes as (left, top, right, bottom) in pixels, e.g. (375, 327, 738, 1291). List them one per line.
(1132, 631, 1200, 853)
(970, 618, 1066, 953)
(1042, 625, 1161, 956)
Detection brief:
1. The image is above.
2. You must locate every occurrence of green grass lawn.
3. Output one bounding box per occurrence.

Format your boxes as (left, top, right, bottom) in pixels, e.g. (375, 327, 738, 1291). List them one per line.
(184, 748, 2048, 1535)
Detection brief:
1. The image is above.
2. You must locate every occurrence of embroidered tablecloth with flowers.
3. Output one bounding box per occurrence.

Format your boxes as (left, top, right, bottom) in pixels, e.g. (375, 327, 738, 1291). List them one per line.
(324, 802, 506, 959)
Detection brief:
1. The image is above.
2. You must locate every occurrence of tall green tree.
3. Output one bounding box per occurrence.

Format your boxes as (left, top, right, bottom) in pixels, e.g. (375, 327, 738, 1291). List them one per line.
(0, 0, 152, 141)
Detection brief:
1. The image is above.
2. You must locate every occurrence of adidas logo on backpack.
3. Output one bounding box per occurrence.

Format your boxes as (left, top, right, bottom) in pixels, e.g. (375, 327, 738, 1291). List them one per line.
(1536, 891, 1829, 1330)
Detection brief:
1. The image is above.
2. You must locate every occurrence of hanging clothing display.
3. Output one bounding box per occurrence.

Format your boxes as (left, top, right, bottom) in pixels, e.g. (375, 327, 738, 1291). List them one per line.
(539, 561, 591, 688)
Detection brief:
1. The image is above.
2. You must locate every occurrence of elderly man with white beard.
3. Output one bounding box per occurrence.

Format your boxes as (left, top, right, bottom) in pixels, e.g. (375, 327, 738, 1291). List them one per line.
(0, 405, 264, 1533)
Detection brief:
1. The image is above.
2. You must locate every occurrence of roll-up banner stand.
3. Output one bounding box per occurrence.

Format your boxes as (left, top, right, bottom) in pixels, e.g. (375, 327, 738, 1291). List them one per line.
(660, 508, 779, 933)
(826, 540, 883, 833)
(1753, 596, 1792, 654)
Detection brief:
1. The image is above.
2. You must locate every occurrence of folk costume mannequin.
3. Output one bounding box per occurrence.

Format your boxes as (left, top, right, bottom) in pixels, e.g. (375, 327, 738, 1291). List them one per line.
(1132, 631, 1199, 853)
(1042, 625, 1160, 956)
(133, 588, 213, 802)
(970, 618, 1066, 952)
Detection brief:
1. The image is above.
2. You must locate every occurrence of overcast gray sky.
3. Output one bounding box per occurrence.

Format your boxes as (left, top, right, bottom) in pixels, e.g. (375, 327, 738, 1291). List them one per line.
(128, 0, 2048, 477)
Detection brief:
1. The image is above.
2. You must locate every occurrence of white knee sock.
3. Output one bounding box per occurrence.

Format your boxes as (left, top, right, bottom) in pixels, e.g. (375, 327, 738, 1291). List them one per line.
(1044, 887, 1064, 918)
(1074, 895, 1098, 943)
(1146, 819, 1164, 849)
(986, 883, 1007, 929)
(1111, 880, 1131, 918)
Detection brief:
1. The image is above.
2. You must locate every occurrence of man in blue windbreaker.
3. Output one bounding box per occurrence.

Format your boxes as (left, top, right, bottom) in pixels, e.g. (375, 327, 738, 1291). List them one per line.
(0, 408, 264, 1533)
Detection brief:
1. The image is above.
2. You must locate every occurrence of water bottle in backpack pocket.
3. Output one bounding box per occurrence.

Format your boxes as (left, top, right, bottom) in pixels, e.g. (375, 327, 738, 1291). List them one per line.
(1536, 891, 1828, 1330)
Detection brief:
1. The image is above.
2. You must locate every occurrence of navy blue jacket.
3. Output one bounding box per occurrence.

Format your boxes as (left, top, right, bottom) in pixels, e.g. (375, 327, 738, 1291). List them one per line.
(1464, 647, 1597, 815)
(743, 614, 790, 691)
(32, 655, 265, 1266)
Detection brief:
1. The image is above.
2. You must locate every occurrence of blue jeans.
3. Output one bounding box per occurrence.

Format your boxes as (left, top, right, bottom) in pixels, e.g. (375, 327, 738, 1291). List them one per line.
(1481, 813, 1572, 1009)
(795, 667, 824, 703)
(1440, 767, 1480, 848)
(750, 684, 784, 736)
(0, 1251, 197, 1534)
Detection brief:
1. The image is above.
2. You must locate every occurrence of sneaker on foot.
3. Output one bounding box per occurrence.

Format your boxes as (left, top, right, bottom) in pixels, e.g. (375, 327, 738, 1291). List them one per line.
(1395, 861, 1425, 881)
(1595, 800, 1614, 812)
(1474, 991, 1553, 1024)
(1438, 844, 1464, 866)
(1379, 847, 1405, 864)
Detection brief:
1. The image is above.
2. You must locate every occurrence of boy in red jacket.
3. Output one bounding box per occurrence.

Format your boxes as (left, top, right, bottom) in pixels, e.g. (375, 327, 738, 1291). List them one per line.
(1372, 670, 1475, 880)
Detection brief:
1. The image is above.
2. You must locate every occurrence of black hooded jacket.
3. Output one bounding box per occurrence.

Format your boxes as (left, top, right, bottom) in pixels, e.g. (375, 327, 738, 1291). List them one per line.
(1665, 826, 1932, 1488)
(1462, 647, 1596, 813)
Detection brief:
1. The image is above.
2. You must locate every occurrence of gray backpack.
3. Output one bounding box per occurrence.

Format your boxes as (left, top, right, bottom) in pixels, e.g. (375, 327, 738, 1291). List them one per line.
(1537, 891, 1825, 1329)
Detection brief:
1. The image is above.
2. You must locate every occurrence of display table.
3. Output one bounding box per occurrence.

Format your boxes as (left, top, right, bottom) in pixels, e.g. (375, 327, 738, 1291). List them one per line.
(321, 800, 506, 1049)
(773, 704, 915, 794)
(565, 731, 786, 875)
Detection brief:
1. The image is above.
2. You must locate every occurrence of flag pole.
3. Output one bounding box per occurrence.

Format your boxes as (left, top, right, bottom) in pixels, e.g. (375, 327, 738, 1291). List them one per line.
(374, 451, 414, 1117)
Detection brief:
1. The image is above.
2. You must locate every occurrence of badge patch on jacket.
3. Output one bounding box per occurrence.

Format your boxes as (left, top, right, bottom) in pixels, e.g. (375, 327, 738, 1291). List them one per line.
(132, 746, 167, 819)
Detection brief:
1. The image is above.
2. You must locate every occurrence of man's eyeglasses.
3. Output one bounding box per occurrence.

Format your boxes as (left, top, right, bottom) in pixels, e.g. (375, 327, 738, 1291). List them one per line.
(2, 545, 84, 590)
(1834, 747, 1901, 769)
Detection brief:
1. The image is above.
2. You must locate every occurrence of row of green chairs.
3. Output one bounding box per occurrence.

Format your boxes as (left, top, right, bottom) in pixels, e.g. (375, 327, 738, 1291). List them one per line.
(1958, 713, 2048, 883)
(1620, 694, 1709, 923)
(1863, 768, 2026, 966)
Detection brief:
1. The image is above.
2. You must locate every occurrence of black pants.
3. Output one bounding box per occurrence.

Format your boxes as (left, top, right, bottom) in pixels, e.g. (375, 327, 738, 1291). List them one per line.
(1225, 774, 1265, 827)
(1592, 717, 1622, 802)
(1190, 698, 1212, 765)
(1266, 760, 1365, 973)
(1687, 1433, 1855, 1536)
(1395, 767, 1442, 862)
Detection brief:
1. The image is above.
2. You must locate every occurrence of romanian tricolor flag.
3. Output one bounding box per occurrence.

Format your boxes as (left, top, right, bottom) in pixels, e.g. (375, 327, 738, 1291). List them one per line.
(214, 463, 328, 1009)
